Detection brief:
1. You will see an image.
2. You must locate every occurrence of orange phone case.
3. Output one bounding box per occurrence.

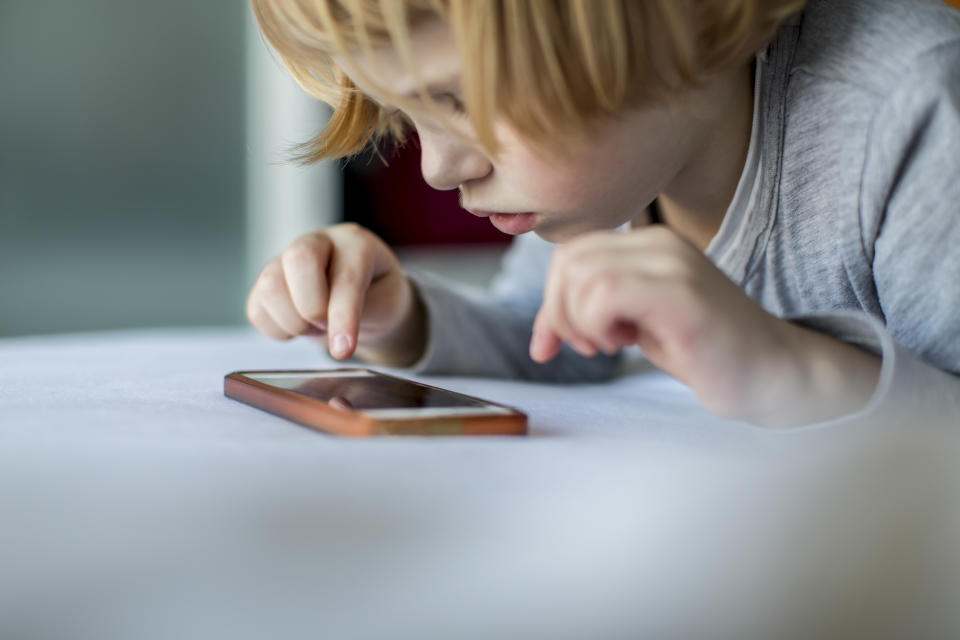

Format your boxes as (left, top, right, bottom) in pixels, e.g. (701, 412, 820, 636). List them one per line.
(224, 369, 528, 437)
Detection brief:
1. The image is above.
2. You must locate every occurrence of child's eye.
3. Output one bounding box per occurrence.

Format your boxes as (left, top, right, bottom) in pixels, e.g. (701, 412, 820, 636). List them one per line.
(433, 92, 467, 115)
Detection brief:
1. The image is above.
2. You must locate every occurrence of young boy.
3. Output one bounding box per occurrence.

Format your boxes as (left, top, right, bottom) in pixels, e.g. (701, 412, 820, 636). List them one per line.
(245, 0, 960, 428)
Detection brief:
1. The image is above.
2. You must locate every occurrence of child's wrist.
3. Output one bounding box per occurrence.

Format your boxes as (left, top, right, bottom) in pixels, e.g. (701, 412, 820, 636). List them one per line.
(354, 277, 427, 368)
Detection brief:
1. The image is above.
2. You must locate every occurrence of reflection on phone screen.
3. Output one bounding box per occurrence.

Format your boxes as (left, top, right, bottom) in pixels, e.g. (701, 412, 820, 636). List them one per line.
(247, 373, 487, 411)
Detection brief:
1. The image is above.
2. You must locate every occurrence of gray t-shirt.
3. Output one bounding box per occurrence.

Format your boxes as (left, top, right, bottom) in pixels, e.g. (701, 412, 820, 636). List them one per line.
(409, 0, 960, 427)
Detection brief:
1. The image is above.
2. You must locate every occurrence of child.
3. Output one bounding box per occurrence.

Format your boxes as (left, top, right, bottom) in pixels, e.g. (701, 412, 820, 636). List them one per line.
(245, 0, 960, 428)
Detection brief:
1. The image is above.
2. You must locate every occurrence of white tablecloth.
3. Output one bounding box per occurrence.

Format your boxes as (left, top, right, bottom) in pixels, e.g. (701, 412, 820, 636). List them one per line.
(1, 328, 958, 639)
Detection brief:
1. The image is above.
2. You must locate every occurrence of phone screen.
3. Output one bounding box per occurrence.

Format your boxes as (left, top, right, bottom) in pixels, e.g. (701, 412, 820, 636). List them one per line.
(242, 370, 511, 417)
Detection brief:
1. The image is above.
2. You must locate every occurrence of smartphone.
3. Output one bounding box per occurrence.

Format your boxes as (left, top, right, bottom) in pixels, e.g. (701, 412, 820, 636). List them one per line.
(224, 369, 527, 437)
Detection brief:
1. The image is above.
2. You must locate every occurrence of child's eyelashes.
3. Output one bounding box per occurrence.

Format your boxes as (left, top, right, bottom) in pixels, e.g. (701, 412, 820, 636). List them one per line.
(410, 91, 470, 116)
(380, 90, 467, 123)
(431, 91, 467, 115)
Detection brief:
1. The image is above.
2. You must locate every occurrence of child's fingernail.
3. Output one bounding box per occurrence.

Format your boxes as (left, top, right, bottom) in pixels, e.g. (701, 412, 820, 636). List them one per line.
(332, 333, 350, 358)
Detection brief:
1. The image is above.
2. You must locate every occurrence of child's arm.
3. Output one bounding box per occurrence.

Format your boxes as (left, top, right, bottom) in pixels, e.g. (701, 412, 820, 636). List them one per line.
(405, 232, 622, 383)
(528, 226, 884, 427)
(246, 223, 620, 383)
(532, 42, 960, 428)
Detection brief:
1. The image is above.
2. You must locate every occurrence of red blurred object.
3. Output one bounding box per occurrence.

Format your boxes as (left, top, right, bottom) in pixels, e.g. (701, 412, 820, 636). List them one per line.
(343, 136, 511, 247)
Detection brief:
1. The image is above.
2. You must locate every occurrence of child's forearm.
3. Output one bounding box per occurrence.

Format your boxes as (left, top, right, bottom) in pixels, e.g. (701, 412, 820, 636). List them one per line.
(749, 322, 882, 428)
(353, 278, 428, 368)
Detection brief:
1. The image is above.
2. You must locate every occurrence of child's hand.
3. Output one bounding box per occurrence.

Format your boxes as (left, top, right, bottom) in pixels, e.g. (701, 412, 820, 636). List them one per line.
(529, 226, 880, 427)
(246, 224, 420, 362)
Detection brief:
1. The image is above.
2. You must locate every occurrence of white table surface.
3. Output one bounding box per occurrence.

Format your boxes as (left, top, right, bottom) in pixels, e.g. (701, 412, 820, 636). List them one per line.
(1, 327, 958, 639)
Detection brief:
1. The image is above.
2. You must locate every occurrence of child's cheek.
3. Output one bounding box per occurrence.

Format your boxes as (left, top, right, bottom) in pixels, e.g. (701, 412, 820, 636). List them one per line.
(499, 150, 609, 211)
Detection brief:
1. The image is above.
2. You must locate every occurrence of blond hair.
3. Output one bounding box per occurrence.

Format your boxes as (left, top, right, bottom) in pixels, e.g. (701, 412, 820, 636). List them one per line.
(251, 0, 805, 163)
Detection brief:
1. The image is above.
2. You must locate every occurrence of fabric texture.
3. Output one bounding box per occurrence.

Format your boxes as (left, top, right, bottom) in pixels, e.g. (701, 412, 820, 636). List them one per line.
(410, 0, 960, 427)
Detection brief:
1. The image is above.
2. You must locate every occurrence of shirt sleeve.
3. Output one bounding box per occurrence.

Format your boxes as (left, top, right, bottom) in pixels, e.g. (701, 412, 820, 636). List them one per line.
(785, 311, 960, 429)
(860, 41, 960, 377)
(405, 233, 621, 383)
(808, 41, 960, 428)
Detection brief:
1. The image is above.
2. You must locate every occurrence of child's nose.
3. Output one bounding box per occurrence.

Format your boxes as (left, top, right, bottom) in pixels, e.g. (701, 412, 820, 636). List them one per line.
(418, 130, 491, 191)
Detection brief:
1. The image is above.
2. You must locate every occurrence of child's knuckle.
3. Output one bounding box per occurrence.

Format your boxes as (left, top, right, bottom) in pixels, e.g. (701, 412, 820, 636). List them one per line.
(246, 303, 268, 326)
(650, 250, 694, 282)
(282, 243, 321, 272)
(580, 302, 608, 335)
(336, 222, 366, 239)
(589, 272, 620, 300)
(301, 304, 327, 324)
(259, 266, 287, 293)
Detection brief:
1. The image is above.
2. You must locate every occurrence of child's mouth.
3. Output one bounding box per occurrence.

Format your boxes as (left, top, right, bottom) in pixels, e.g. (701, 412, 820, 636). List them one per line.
(470, 210, 540, 235)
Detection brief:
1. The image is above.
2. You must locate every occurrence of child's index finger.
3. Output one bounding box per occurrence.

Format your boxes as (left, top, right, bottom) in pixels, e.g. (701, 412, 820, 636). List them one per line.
(325, 257, 374, 361)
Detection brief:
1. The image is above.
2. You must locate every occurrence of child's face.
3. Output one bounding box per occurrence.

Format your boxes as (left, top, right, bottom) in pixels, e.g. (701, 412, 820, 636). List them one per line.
(336, 19, 703, 242)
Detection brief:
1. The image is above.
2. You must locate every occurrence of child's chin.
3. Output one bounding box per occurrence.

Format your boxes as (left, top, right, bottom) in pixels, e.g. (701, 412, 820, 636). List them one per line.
(531, 219, 574, 243)
(534, 221, 610, 244)
(532, 227, 566, 244)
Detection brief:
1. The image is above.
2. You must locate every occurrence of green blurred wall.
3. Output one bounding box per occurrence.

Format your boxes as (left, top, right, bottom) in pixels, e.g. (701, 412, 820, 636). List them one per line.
(0, 1, 248, 337)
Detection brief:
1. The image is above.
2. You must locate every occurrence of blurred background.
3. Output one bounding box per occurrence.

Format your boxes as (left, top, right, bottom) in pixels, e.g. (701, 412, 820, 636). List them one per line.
(0, 0, 510, 339)
(7, 0, 959, 339)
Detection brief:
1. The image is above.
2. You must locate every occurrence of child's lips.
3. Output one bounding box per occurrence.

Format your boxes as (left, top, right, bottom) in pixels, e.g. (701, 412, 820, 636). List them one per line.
(468, 209, 540, 235)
